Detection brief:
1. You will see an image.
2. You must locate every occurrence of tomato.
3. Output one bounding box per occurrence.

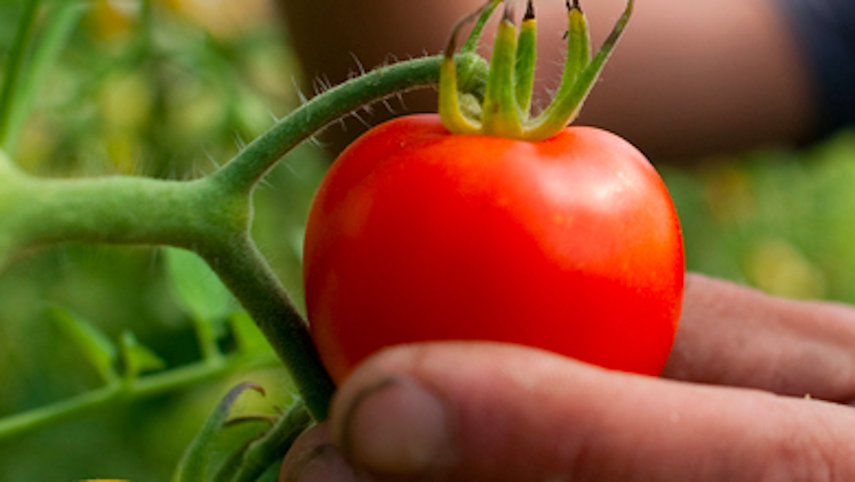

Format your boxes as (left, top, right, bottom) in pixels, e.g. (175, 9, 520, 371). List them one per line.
(303, 114, 684, 382)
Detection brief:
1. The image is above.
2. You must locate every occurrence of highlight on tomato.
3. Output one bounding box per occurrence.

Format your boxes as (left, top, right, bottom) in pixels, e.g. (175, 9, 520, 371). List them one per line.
(302, 0, 684, 383)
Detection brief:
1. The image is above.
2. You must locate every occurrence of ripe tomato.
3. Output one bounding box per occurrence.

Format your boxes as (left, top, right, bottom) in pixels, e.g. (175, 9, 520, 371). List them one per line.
(303, 114, 684, 382)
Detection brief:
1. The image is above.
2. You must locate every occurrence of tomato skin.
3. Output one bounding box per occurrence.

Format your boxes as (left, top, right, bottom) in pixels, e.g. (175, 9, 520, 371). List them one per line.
(303, 114, 684, 382)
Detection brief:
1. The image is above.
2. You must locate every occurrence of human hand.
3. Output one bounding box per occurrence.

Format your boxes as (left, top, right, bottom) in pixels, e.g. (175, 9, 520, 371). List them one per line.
(280, 273, 855, 481)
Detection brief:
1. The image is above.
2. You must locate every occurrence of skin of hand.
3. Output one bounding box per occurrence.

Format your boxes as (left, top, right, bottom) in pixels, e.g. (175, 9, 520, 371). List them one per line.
(280, 273, 855, 481)
(276, 0, 815, 161)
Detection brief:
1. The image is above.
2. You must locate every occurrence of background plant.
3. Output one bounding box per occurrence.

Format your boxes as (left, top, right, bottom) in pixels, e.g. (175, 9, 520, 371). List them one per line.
(0, 1, 323, 479)
(0, 0, 854, 480)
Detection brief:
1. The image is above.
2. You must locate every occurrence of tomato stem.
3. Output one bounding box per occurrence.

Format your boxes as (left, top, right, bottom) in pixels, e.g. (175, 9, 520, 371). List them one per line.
(215, 52, 488, 194)
(0, 50, 492, 422)
(439, 0, 636, 141)
(198, 233, 336, 421)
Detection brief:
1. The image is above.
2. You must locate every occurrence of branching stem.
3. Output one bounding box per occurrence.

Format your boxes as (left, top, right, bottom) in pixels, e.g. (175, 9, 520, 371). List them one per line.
(0, 351, 279, 441)
(212, 53, 488, 195)
(0, 52, 490, 422)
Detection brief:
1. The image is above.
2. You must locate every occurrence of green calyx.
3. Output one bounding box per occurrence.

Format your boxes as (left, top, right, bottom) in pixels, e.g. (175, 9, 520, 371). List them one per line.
(440, 0, 635, 142)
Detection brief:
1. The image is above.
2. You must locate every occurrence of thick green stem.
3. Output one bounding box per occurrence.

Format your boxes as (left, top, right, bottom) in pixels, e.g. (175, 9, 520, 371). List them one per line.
(0, 169, 333, 419)
(212, 53, 488, 195)
(0, 51, 492, 422)
(199, 235, 334, 421)
(0, 174, 238, 255)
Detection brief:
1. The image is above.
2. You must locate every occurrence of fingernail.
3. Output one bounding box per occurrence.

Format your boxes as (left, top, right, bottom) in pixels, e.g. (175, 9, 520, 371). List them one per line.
(337, 377, 451, 476)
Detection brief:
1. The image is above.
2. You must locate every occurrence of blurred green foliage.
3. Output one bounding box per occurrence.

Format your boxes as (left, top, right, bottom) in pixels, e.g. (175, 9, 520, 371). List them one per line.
(663, 130, 855, 302)
(1, 0, 855, 480)
(0, 0, 324, 480)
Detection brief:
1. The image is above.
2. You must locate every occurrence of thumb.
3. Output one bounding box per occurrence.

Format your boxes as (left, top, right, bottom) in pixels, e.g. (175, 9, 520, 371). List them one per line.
(324, 341, 855, 481)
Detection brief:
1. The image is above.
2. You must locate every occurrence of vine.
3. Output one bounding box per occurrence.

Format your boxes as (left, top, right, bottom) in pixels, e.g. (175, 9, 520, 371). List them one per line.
(0, 0, 492, 449)
(0, 1, 507, 480)
(0, 51, 489, 422)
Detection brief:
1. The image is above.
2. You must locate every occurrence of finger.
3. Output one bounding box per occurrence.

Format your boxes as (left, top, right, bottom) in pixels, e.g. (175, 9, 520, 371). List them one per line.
(330, 342, 855, 481)
(666, 273, 855, 401)
(280, 422, 368, 482)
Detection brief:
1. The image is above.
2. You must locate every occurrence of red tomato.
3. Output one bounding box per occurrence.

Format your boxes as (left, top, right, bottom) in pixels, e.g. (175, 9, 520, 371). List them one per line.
(303, 114, 684, 382)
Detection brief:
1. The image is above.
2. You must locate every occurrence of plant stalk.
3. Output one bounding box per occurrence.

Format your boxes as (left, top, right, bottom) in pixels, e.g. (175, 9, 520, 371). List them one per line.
(199, 234, 334, 421)
(212, 53, 488, 195)
(0, 351, 279, 441)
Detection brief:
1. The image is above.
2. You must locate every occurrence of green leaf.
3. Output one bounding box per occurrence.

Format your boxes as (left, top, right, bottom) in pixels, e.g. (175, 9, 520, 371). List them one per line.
(229, 312, 274, 355)
(165, 247, 235, 360)
(288, 227, 305, 261)
(173, 383, 265, 482)
(164, 247, 235, 323)
(0, 0, 41, 151)
(50, 308, 119, 383)
(120, 330, 166, 380)
(2, 1, 83, 155)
